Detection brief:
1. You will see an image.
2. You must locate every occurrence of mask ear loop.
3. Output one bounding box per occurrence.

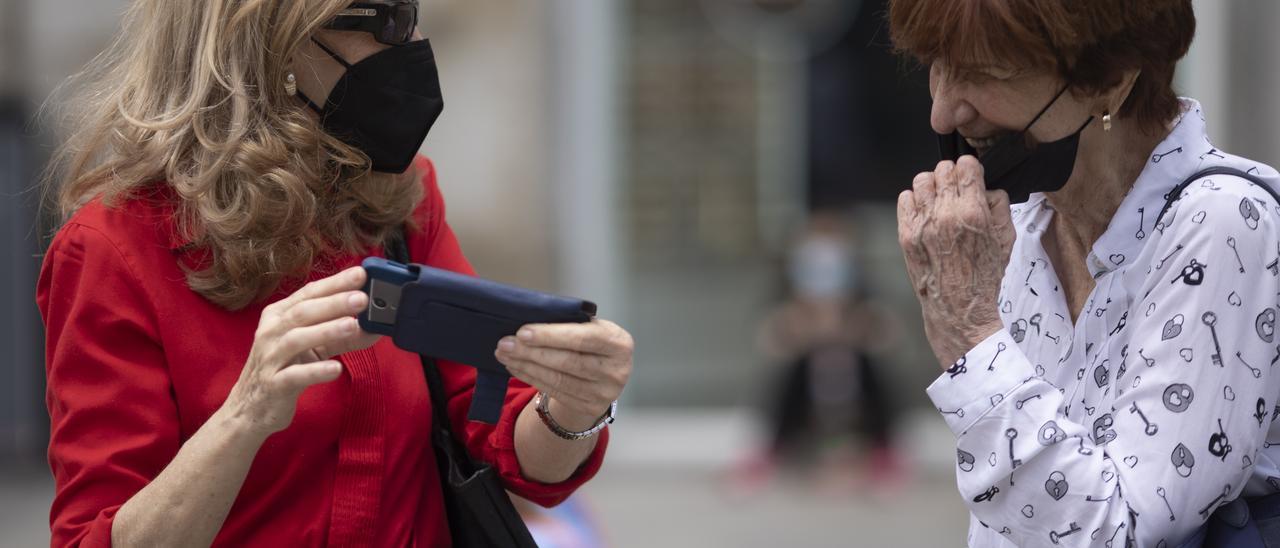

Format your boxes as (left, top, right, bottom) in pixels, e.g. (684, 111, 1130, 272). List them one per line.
(1020, 84, 1094, 143)
(310, 37, 354, 69)
(1021, 84, 1072, 133)
(294, 38, 354, 114)
(294, 89, 325, 114)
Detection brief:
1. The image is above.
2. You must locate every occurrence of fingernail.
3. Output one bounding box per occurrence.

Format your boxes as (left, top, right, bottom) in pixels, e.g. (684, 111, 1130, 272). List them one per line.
(517, 329, 533, 341)
(348, 292, 364, 308)
(345, 318, 359, 332)
(498, 338, 516, 352)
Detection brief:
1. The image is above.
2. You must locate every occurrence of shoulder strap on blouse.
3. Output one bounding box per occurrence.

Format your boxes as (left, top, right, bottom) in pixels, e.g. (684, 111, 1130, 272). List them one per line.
(1155, 166, 1280, 230)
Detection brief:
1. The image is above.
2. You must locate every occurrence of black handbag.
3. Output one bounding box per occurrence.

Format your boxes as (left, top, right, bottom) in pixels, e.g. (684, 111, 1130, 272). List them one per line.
(383, 228, 539, 548)
(1178, 494, 1280, 548)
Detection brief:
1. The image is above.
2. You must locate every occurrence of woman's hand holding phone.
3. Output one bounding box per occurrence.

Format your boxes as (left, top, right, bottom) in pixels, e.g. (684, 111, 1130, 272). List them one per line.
(495, 319, 634, 429)
(223, 266, 381, 437)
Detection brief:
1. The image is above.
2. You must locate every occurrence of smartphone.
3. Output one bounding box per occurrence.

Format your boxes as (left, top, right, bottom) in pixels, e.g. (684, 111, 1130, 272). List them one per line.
(358, 257, 420, 336)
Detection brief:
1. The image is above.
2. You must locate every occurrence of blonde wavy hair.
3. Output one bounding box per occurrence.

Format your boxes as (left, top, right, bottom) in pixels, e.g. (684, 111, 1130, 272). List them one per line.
(42, 0, 424, 310)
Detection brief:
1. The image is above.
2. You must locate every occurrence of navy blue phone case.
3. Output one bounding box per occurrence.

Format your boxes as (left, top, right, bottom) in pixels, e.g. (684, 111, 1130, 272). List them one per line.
(358, 257, 596, 422)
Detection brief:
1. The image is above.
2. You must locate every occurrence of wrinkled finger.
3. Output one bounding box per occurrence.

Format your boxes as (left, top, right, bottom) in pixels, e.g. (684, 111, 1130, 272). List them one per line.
(314, 331, 382, 360)
(516, 321, 631, 357)
(280, 290, 367, 331)
(954, 155, 987, 201)
(912, 171, 937, 210)
(933, 160, 957, 198)
(275, 266, 366, 314)
(898, 189, 918, 222)
(985, 188, 1011, 214)
(270, 316, 360, 366)
(897, 194, 924, 257)
(496, 340, 604, 383)
(497, 355, 600, 409)
(273, 360, 343, 394)
(986, 189, 1016, 248)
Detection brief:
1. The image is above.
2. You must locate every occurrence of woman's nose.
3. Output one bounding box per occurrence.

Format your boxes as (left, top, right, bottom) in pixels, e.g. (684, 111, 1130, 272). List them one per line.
(929, 79, 978, 135)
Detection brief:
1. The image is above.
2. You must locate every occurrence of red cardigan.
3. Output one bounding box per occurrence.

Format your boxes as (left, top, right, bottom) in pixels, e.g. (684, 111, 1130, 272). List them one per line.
(36, 157, 607, 547)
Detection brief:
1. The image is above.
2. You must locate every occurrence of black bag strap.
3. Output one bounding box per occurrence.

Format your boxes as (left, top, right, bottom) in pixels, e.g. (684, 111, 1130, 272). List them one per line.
(381, 227, 540, 547)
(382, 228, 476, 475)
(1154, 166, 1280, 230)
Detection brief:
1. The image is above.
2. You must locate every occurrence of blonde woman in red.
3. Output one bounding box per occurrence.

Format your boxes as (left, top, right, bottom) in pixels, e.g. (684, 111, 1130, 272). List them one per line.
(38, 1, 632, 545)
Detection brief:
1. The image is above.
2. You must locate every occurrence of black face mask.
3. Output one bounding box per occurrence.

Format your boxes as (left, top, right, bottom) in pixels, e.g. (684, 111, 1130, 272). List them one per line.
(937, 85, 1092, 204)
(298, 38, 445, 174)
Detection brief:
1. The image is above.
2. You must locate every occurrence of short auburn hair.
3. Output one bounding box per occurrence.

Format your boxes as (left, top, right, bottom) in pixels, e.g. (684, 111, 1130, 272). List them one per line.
(888, 0, 1196, 134)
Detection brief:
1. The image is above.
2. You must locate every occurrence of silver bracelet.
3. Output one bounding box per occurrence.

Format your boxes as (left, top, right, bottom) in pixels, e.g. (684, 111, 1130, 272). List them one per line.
(533, 392, 616, 441)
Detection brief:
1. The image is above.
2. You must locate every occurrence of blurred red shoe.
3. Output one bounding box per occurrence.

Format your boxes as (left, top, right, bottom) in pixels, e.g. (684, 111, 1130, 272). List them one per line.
(725, 450, 778, 497)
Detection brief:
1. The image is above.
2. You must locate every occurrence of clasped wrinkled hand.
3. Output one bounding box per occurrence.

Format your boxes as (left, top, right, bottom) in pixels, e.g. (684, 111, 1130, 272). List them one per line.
(897, 156, 1016, 368)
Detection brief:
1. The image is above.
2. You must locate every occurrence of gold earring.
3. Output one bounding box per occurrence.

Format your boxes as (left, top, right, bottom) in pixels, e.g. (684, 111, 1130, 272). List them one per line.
(1103, 112, 1112, 132)
(285, 72, 297, 96)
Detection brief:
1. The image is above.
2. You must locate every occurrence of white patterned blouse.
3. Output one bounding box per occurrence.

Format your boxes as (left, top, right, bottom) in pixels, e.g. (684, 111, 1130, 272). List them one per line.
(929, 99, 1280, 547)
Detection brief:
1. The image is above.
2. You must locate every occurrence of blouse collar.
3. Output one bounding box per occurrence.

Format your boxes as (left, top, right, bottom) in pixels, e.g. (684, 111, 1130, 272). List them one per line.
(1037, 99, 1276, 278)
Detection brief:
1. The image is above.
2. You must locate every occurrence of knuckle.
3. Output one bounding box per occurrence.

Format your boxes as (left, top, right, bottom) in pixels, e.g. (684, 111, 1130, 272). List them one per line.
(254, 324, 273, 342)
(898, 230, 918, 252)
(277, 330, 302, 353)
(550, 372, 570, 395)
(964, 200, 990, 220)
(921, 218, 943, 238)
(614, 331, 635, 354)
(557, 352, 579, 372)
(281, 306, 303, 328)
(610, 366, 631, 388)
(594, 384, 615, 404)
(572, 332, 592, 352)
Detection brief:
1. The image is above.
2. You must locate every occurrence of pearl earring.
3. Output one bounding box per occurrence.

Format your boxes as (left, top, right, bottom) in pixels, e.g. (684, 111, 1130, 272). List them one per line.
(1103, 111, 1112, 132)
(285, 72, 298, 96)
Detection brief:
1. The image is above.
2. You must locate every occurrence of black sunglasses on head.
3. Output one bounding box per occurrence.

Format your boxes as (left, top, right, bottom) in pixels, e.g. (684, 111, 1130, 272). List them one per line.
(325, 0, 419, 46)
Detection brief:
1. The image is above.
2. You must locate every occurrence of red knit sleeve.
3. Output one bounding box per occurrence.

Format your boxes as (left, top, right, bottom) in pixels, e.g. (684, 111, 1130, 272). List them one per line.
(36, 222, 180, 547)
(407, 157, 608, 507)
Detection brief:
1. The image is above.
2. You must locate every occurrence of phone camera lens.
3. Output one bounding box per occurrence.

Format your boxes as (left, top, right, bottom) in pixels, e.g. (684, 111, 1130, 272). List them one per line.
(373, 297, 388, 309)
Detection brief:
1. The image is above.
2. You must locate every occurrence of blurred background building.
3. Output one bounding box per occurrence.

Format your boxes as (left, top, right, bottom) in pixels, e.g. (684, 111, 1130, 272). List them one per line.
(2, 0, 1278, 546)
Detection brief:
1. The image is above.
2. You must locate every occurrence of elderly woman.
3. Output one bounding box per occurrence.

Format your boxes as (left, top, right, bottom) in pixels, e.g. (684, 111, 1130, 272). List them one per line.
(891, 1, 1280, 546)
(36, 0, 631, 545)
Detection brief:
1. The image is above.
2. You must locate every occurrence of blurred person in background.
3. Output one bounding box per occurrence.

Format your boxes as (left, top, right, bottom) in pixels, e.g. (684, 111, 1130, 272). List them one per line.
(35, 0, 633, 545)
(891, 1, 1280, 546)
(733, 212, 905, 494)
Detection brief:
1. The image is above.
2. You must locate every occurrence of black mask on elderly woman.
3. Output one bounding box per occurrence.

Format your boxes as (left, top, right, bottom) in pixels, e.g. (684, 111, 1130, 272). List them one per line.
(297, 38, 445, 174)
(937, 85, 1093, 204)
